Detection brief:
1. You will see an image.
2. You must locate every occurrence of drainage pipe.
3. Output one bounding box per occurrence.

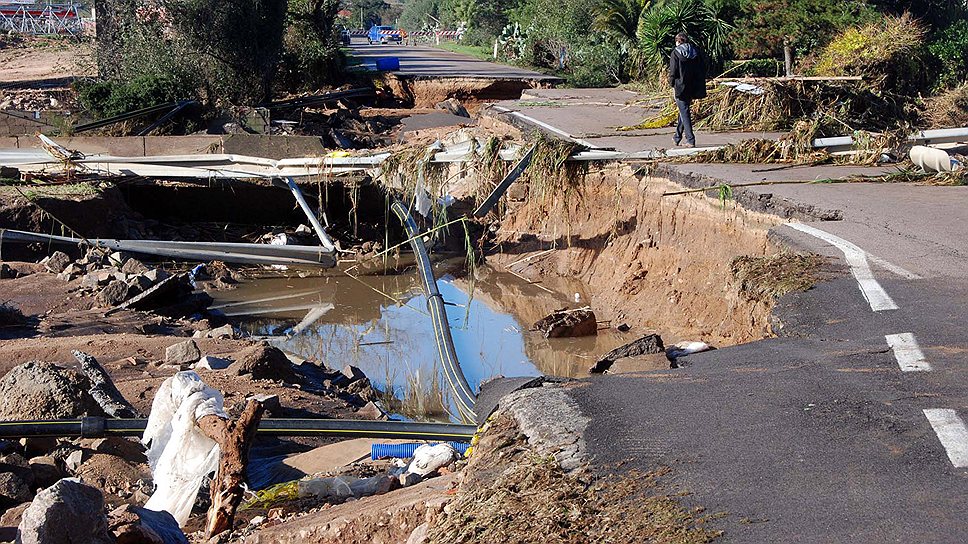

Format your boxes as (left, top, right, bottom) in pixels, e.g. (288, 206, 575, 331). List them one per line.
(278, 177, 337, 252)
(389, 200, 477, 421)
(0, 417, 477, 442)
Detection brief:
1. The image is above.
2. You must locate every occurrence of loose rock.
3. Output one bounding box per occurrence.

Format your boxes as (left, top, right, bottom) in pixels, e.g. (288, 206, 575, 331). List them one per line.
(227, 343, 295, 381)
(17, 479, 113, 544)
(95, 280, 129, 308)
(193, 356, 232, 371)
(0, 454, 35, 508)
(589, 333, 665, 373)
(108, 503, 187, 544)
(42, 252, 71, 274)
(164, 340, 201, 368)
(532, 307, 598, 338)
(0, 362, 103, 420)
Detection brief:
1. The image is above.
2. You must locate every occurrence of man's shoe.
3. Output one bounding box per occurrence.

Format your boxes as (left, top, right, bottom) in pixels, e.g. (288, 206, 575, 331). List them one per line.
(681, 143, 695, 148)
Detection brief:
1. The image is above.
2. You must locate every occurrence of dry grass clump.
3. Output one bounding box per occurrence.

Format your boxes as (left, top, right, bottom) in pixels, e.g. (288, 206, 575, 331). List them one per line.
(731, 253, 829, 302)
(925, 83, 968, 128)
(519, 132, 588, 210)
(806, 14, 927, 94)
(0, 302, 27, 327)
(429, 455, 721, 544)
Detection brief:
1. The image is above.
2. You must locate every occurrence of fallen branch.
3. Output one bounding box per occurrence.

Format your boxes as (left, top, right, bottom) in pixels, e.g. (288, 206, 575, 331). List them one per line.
(197, 398, 267, 538)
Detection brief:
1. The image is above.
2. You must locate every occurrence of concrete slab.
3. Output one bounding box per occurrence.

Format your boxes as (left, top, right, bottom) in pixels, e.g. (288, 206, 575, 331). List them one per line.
(144, 135, 222, 156)
(282, 438, 406, 476)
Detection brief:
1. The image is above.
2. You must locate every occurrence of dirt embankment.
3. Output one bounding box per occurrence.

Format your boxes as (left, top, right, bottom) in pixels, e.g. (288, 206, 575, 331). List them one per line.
(487, 164, 782, 348)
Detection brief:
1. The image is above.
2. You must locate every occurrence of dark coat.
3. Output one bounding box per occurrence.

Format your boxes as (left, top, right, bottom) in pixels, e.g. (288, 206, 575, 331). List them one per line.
(668, 43, 707, 101)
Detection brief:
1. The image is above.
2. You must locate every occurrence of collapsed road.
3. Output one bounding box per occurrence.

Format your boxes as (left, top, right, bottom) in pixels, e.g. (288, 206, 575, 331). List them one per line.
(0, 37, 967, 544)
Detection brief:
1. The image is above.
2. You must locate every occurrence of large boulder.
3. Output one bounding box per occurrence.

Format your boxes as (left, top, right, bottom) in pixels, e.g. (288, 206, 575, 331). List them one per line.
(17, 479, 113, 544)
(0, 362, 103, 420)
(228, 343, 295, 381)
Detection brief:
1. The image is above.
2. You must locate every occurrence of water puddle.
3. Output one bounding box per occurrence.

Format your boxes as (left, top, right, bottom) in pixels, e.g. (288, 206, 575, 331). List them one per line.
(208, 264, 635, 421)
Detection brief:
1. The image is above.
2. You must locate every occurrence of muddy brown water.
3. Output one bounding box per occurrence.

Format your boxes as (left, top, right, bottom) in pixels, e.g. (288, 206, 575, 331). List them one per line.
(207, 265, 636, 421)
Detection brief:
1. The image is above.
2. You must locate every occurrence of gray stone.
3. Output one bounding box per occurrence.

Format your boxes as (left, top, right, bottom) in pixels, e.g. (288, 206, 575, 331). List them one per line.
(106, 252, 128, 268)
(42, 252, 71, 274)
(64, 450, 85, 473)
(107, 503, 187, 544)
(435, 98, 470, 118)
(17, 479, 113, 544)
(206, 324, 234, 339)
(120, 258, 148, 275)
(0, 362, 102, 420)
(0, 454, 34, 507)
(348, 474, 395, 498)
(80, 273, 100, 291)
(27, 457, 63, 489)
(589, 333, 665, 373)
(532, 307, 598, 338)
(56, 264, 81, 282)
(406, 522, 429, 544)
(164, 340, 201, 368)
(143, 268, 169, 284)
(95, 280, 129, 308)
(126, 275, 153, 296)
(193, 356, 231, 371)
(398, 471, 423, 487)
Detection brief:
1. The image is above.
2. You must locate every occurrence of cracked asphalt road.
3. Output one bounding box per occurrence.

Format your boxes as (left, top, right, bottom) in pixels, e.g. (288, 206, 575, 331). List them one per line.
(568, 169, 968, 542)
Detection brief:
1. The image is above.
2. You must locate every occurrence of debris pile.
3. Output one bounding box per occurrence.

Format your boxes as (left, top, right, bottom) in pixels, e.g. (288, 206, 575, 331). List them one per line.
(532, 307, 597, 338)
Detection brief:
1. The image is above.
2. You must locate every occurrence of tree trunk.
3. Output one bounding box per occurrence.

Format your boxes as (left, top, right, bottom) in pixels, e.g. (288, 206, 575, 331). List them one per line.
(196, 399, 266, 538)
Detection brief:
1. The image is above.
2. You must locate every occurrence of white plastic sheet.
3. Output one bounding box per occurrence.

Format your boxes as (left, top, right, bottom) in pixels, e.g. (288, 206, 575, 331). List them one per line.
(142, 371, 227, 526)
(407, 443, 457, 476)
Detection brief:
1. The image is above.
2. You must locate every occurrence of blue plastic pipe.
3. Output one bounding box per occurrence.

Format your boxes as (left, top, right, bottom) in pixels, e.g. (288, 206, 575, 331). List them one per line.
(371, 441, 471, 460)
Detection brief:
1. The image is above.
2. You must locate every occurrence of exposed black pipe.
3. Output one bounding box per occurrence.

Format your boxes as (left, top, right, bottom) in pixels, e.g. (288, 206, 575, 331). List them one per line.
(0, 418, 476, 442)
(389, 200, 478, 421)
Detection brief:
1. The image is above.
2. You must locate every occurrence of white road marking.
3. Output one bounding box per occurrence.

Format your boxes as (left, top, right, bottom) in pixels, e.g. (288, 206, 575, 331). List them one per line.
(786, 223, 898, 311)
(923, 409, 968, 468)
(885, 333, 931, 371)
(867, 254, 922, 280)
(489, 106, 599, 149)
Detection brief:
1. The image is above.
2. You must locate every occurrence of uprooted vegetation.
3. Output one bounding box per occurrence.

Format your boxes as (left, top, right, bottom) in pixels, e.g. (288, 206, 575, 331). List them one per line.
(730, 253, 830, 302)
(430, 413, 721, 543)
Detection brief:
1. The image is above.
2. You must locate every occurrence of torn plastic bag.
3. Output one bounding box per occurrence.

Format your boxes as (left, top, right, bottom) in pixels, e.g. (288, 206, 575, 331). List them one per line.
(142, 371, 227, 526)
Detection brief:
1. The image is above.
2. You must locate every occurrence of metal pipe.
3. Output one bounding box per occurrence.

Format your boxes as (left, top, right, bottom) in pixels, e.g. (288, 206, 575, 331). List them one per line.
(0, 229, 336, 268)
(280, 177, 336, 251)
(0, 417, 477, 441)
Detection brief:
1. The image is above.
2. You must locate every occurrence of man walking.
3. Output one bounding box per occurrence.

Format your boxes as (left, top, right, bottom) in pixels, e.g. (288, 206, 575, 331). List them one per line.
(668, 32, 707, 148)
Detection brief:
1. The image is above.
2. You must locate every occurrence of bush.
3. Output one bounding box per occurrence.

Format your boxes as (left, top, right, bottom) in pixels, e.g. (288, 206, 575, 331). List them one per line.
(724, 58, 783, 77)
(278, 0, 344, 92)
(566, 43, 623, 87)
(75, 73, 197, 118)
(928, 20, 968, 89)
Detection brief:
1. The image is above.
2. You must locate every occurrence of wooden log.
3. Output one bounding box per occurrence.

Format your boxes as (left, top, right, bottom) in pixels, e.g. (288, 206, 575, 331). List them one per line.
(72, 350, 138, 418)
(197, 399, 266, 538)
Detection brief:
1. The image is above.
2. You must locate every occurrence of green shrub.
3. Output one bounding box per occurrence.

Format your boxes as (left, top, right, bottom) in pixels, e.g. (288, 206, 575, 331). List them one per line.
(928, 20, 968, 89)
(725, 58, 782, 77)
(75, 73, 197, 118)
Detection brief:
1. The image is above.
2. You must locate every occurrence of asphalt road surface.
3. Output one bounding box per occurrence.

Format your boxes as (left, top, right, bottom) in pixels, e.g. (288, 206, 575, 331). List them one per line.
(347, 39, 558, 81)
(487, 93, 968, 542)
(568, 172, 968, 541)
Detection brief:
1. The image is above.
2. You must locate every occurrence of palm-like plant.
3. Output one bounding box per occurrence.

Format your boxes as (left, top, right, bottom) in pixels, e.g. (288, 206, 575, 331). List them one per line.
(594, 0, 734, 80)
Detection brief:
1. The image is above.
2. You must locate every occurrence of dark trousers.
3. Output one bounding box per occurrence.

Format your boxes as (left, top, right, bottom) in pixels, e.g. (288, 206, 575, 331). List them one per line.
(674, 97, 695, 146)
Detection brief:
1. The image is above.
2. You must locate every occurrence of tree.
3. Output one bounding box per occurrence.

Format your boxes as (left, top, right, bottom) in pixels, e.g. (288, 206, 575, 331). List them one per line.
(730, 0, 877, 57)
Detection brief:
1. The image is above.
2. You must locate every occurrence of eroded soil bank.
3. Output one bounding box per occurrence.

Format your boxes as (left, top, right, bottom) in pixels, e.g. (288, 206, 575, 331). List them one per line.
(485, 163, 782, 349)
